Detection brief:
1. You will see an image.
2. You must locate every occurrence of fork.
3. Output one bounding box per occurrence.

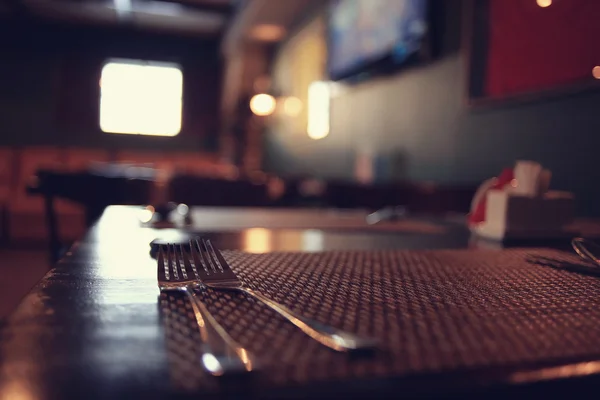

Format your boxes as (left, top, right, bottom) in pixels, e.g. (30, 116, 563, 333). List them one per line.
(572, 237, 600, 267)
(157, 244, 255, 376)
(190, 238, 378, 352)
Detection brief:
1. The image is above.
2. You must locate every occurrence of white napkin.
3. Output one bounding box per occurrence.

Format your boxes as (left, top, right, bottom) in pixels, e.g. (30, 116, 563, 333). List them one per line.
(512, 161, 543, 197)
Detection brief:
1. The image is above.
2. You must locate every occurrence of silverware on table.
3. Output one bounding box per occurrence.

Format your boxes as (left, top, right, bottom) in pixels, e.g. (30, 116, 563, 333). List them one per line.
(190, 238, 378, 352)
(572, 237, 600, 267)
(157, 244, 255, 376)
(366, 206, 407, 225)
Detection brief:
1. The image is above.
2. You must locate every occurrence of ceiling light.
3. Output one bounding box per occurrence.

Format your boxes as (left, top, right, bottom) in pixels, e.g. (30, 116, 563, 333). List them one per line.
(593, 66, 600, 80)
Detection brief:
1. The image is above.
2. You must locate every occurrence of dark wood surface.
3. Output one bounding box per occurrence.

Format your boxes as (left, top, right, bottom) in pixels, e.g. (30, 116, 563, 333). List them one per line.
(1, 206, 598, 399)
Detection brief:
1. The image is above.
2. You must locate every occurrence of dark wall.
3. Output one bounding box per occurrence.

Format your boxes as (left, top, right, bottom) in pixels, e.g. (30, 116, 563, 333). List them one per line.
(264, 1, 600, 216)
(0, 19, 222, 152)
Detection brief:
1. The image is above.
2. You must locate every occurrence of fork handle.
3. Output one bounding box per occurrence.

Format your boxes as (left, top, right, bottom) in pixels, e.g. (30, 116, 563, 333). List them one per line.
(181, 288, 254, 375)
(240, 288, 378, 352)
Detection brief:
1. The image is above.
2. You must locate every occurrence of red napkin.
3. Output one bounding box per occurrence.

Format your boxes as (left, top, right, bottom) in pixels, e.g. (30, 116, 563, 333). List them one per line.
(468, 168, 514, 225)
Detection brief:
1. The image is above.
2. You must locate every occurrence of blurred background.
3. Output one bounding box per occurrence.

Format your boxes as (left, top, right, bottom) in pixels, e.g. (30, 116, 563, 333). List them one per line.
(1, 0, 600, 305)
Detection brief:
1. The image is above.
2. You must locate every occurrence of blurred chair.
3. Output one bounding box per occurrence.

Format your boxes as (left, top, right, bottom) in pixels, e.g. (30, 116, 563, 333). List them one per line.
(65, 148, 111, 170)
(57, 148, 112, 241)
(29, 167, 155, 263)
(168, 175, 269, 207)
(8, 147, 65, 244)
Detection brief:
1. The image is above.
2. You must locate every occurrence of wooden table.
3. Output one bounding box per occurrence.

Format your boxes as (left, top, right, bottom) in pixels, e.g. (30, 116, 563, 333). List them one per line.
(1, 206, 598, 399)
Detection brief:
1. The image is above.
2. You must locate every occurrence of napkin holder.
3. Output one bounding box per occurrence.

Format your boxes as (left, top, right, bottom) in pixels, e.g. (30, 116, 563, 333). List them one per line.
(471, 190, 575, 240)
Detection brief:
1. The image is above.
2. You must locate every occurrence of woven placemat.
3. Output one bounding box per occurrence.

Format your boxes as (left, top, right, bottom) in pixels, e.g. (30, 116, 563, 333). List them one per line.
(159, 248, 600, 392)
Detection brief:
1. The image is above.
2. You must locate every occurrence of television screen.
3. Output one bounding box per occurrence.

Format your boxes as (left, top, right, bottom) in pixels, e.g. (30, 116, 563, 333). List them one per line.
(328, 0, 428, 80)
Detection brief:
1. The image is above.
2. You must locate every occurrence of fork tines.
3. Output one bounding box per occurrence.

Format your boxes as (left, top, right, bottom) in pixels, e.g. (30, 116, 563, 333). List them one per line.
(191, 238, 223, 275)
(189, 238, 241, 285)
(158, 244, 199, 283)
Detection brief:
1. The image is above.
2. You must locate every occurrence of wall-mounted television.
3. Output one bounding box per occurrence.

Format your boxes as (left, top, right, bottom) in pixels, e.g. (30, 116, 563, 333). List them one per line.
(328, 0, 429, 82)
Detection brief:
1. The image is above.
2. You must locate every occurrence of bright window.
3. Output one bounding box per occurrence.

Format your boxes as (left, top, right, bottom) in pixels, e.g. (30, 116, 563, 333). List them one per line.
(99, 59, 183, 136)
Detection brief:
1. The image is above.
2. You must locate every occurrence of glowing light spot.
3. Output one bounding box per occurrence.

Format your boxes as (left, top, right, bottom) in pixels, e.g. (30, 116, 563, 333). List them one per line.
(243, 228, 272, 253)
(307, 81, 331, 140)
(202, 354, 224, 376)
(176, 203, 189, 216)
(138, 205, 155, 223)
(283, 96, 303, 117)
(536, 0, 552, 7)
(249, 94, 276, 116)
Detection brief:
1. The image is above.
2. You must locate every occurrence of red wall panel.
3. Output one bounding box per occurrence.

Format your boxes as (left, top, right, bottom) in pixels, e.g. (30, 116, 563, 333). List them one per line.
(486, 0, 600, 98)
